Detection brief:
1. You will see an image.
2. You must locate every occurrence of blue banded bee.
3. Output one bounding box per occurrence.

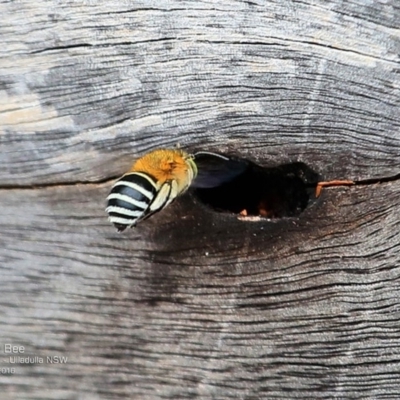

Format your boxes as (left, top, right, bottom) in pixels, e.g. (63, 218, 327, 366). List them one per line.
(106, 149, 248, 232)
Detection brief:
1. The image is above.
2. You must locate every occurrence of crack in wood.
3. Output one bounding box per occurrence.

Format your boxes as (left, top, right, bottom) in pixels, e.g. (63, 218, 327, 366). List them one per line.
(31, 37, 178, 54)
(0, 176, 121, 191)
(0, 173, 399, 191)
(355, 173, 400, 186)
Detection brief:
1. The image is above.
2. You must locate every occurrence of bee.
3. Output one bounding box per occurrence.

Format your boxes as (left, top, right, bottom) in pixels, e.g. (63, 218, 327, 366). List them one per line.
(106, 149, 248, 232)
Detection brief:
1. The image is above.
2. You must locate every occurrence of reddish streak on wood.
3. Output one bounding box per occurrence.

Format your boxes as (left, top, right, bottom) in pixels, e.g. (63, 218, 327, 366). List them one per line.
(315, 180, 355, 198)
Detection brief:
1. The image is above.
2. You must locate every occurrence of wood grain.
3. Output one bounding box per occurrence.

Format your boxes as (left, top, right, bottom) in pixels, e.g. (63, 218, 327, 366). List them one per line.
(1, 0, 400, 399)
(1, 1, 399, 185)
(1, 181, 400, 399)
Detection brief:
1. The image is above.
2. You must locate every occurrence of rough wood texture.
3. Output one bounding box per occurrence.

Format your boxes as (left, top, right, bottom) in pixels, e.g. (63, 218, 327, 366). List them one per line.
(1, 0, 399, 399)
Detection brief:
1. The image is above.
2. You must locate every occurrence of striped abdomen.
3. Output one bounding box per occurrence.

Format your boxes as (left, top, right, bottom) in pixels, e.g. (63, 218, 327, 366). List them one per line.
(106, 172, 158, 232)
(106, 172, 181, 232)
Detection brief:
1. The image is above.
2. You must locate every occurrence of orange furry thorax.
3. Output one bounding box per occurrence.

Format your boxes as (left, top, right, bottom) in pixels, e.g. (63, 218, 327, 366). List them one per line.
(130, 149, 190, 184)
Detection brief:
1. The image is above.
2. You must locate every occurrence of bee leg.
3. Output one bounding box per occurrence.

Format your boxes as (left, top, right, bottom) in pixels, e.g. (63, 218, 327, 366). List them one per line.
(315, 180, 355, 198)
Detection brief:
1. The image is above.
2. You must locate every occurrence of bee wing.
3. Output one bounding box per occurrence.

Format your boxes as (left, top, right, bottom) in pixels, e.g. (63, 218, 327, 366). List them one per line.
(192, 151, 248, 189)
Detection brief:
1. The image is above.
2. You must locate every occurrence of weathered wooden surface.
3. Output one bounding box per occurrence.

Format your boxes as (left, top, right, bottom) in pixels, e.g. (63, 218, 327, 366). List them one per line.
(1, 0, 400, 399)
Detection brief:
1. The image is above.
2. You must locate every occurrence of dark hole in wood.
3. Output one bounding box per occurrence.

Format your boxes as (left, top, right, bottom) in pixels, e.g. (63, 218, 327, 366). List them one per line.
(192, 160, 320, 219)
